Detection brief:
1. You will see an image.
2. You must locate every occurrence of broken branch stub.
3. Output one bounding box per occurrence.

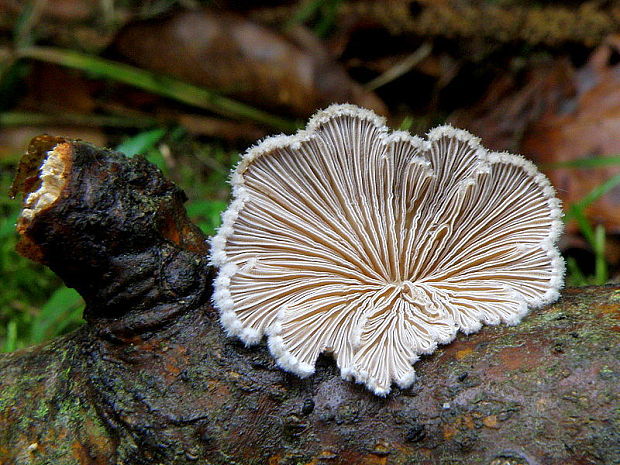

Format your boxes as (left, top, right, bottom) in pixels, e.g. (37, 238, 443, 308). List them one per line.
(10, 135, 211, 332)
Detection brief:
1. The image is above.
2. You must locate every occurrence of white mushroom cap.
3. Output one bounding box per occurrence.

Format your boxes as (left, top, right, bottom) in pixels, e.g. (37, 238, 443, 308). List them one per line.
(210, 104, 564, 396)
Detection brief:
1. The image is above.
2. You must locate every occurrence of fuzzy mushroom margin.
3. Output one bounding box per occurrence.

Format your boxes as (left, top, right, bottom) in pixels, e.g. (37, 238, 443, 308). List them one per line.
(209, 104, 565, 396)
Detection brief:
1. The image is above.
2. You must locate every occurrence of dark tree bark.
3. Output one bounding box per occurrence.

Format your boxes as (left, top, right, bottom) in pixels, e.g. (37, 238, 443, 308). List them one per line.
(1, 137, 618, 465)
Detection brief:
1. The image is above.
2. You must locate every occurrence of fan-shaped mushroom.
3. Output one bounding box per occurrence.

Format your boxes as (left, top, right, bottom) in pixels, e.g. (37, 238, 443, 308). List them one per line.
(211, 104, 564, 395)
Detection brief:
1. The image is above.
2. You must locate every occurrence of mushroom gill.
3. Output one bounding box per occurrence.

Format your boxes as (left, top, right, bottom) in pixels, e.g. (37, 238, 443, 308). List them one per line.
(210, 104, 564, 396)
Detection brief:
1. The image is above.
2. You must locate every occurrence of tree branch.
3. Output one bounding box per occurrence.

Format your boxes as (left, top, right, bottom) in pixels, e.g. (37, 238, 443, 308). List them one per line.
(1, 137, 618, 465)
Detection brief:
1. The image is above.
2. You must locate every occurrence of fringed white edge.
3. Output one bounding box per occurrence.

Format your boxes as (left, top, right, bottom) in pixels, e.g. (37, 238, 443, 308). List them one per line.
(209, 104, 565, 396)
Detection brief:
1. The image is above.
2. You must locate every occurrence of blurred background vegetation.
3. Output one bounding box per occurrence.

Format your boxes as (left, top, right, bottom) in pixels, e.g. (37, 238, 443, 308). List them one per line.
(1, 0, 619, 352)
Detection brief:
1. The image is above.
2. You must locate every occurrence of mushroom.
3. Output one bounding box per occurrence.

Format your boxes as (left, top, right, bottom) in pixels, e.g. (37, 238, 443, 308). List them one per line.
(210, 104, 564, 396)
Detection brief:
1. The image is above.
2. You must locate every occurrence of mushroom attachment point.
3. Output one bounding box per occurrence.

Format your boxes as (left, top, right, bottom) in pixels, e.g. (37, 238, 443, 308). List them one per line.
(210, 104, 565, 396)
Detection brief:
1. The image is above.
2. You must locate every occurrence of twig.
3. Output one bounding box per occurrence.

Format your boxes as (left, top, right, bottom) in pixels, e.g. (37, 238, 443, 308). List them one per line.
(364, 42, 432, 91)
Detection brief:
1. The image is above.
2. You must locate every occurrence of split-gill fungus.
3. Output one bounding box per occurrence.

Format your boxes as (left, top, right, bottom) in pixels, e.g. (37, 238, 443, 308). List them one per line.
(211, 104, 565, 396)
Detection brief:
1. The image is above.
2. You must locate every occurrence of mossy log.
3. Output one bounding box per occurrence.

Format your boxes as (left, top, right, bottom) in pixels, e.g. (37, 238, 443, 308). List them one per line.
(1, 137, 619, 465)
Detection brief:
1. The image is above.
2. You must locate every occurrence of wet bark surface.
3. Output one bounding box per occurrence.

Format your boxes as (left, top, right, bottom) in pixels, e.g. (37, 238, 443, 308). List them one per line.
(1, 138, 619, 465)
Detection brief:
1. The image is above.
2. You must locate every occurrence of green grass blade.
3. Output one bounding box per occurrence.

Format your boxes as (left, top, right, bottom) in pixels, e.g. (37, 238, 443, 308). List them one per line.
(0, 61, 31, 111)
(315, 0, 342, 37)
(543, 156, 620, 169)
(186, 199, 228, 236)
(13, 0, 44, 49)
(287, 0, 324, 28)
(18, 46, 298, 132)
(593, 224, 608, 285)
(29, 286, 83, 344)
(569, 205, 609, 284)
(116, 128, 167, 156)
(398, 116, 414, 131)
(564, 173, 620, 223)
(2, 320, 18, 353)
(569, 206, 595, 245)
(0, 212, 19, 239)
(566, 256, 588, 287)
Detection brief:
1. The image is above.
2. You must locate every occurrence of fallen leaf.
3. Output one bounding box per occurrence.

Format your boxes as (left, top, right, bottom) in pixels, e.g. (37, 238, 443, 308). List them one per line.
(113, 9, 386, 118)
(22, 63, 98, 114)
(521, 36, 620, 233)
(450, 57, 575, 153)
(451, 37, 620, 233)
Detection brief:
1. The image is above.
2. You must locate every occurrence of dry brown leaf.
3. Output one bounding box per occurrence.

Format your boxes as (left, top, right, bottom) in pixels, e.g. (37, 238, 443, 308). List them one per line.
(21, 63, 98, 115)
(450, 58, 576, 153)
(113, 9, 386, 118)
(451, 38, 620, 233)
(521, 36, 620, 233)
